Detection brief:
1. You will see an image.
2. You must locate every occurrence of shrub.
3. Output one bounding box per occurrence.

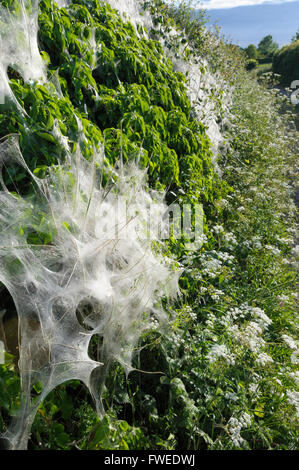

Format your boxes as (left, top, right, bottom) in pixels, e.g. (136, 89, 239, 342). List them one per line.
(246, 59, 258, 71)
(273, 40, 299, 86)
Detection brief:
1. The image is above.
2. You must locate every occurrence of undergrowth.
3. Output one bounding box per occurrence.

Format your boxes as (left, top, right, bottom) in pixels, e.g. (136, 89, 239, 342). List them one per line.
(0, 0, 298, 450)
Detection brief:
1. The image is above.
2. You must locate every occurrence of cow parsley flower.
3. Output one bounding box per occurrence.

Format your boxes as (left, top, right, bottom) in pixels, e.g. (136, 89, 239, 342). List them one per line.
(207, 344, 235, 365)
(290, 351, 299, 365)
(289, 371, 299, 386)
(252, 237, 262, 249)
(224, 232, 237, 246)
(256, 353, 274, 366)
(277, 294, 290, 302)
(252, 307, 272, 329)
(282, 334, 297, 351)
(213, 224, 224, 234)
(225, 392, 239, 402)
(265, 245, 281, 256)
(228, 413, 251, 447)
(286, 390, 299, 417)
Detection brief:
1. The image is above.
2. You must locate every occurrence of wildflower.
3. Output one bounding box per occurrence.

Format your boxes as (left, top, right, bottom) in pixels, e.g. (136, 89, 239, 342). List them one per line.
(220, 198, 229, 208)
(276, 237, 293, 245)
(252, 236, 262, 249)
(290, 351, 299, 365)
(249, 383, 259, 394)
(265, 245, 281, 256)
(213, 224, 224, 234)
(291, 245, 299, 257)
(252, 308, 272, 329)
(256, 353, 274, 366)
(227, 417, 244, 447)
(277, 294, 290, 302)
(234, 321, 265, 354)
(207, 344, 235, 365)
(217, 251, 234, 263)
(228, 413, 251, 447)
(225, 392, 238, 402)
(210, 289, 224, 301)
(201, 257, 223, 278)
(286, 390, 299, 417)
(282, 334, 297, 351)
(224, 232, 237, 245)
(289, 371, 299, 386)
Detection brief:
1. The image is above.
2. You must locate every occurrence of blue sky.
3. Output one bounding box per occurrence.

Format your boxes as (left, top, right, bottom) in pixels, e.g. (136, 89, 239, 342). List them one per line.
(200, 0, 299, 47)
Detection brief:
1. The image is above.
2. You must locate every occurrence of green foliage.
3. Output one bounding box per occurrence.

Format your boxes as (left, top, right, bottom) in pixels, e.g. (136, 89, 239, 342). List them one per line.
(0, 0, 298, 452)
(273, 40, 299, 86)
(245, 44, 258, 60)
(0, 0, 218, 449)
(0, 0, 216, 204)
(258, 35, 279, 57)
(246, 59, 258, 71)
(0, 362, 20, 434)
(292, 30, 299, 42)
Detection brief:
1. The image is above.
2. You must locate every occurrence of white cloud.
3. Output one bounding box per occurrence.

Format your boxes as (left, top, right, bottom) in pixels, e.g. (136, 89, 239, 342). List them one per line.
(200, 0, 298, 9)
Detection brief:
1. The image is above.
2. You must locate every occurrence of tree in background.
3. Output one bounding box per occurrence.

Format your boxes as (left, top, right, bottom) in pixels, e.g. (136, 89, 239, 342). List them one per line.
(245, 44, 258, 59)
(258, 35, 279, 56)
(292, 29, 299, 42)
(273, 39, 299, 86)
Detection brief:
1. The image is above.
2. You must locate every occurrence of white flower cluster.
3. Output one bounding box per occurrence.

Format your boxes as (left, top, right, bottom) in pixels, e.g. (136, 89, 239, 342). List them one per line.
(289, 371, 299, 386)
(235, 322, 266, 354)
(291, 351, 299, 365)
(207, 344, 235, 365)
(248, 382, 259, 395)
(226, 304, 271, 328)
(217, 251, 235, 264)
(277, 294, 290, 302)
(286, 390, 299, 417)
(223, 232, 237, 246)
(210, 289, 225, 301)
(228, 413, 251, 447)
(281, 334, 297, 351)
(180, 305, 197, 322)
(291, 245, 299, 257)
(205, 312, 216, 329)
(256, 353, 274, 366)
(251, 307, 272, 329)
(220, 198, 229, 208)
(252, 236, 262, 250)
(212, 225, 224, 234)
(201, 257, 223, 279)
(219, 305, 273, 360)
(265, 245, 281, 257)
(205, 304, 273, 367)
(275, 236, 293, 246)
(200, 250, 235, 279)
(225, 392, 239, 402)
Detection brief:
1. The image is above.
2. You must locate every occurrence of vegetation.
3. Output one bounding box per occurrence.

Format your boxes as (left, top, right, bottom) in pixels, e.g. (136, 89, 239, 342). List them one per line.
(244, 36, 275, 73)
(245, 44, 258, 60)
(0, 0, 298, 450)
(245, 59, 258, 71)
(292, 30, 299, 42)
(258, 35, 279, 57)
(273, 40, 299, 86)
(244, 31, 299, 88)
